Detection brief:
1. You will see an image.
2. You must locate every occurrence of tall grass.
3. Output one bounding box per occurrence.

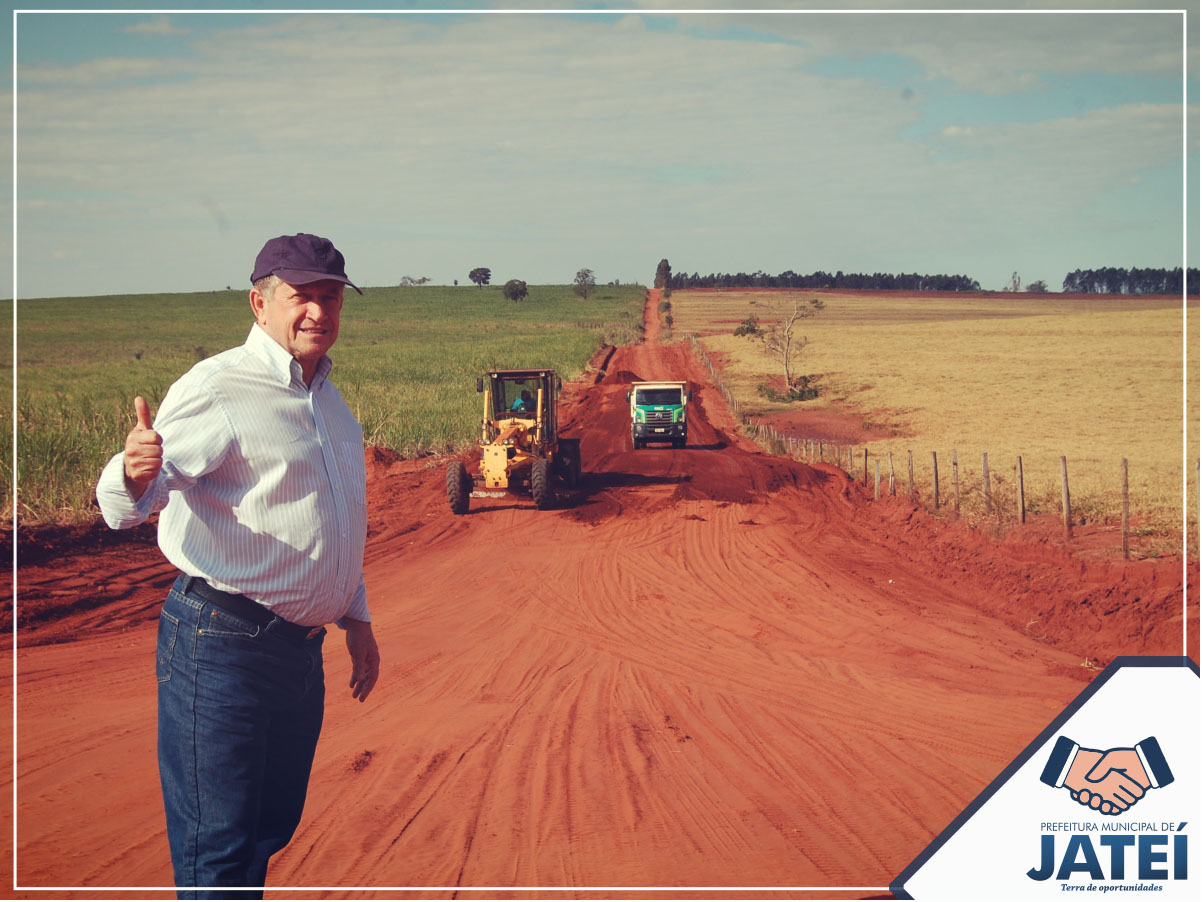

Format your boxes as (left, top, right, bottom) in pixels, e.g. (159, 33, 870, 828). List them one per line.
(14, 284, 645, 525)
(674, 289, 1198, 556)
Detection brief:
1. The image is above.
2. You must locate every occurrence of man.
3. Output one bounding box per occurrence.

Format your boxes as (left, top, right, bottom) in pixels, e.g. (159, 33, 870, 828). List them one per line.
(96, 233, 381, 898)
(511, 389, 533, 412)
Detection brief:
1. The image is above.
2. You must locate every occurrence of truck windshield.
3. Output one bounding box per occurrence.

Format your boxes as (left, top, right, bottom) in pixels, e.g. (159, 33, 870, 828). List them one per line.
(635, 389, 683, 406)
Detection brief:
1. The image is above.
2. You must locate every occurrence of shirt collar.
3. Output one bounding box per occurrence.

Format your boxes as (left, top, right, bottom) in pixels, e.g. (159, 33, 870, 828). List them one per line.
(245, 324, 333, 390)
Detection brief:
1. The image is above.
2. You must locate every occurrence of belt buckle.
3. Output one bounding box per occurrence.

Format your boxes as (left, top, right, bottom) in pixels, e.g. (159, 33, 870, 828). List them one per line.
(304, 626, 324, 640)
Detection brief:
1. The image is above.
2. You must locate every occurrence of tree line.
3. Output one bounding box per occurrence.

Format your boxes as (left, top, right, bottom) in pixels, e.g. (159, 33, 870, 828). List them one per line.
(668, 269, 982, 292)
(1061, 267, 1199, 295)
(661, 264, 1199, 295)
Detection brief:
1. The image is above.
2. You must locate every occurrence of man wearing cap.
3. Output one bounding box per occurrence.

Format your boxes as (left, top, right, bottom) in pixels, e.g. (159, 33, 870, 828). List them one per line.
(96, 233, 381, 898)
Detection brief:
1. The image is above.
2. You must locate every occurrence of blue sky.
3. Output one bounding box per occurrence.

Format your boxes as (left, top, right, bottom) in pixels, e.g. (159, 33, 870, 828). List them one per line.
(5, 2, 1199, 297)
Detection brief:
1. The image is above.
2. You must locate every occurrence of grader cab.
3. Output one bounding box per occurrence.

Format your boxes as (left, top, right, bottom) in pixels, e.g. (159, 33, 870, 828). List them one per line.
(446, 369, 582, 514)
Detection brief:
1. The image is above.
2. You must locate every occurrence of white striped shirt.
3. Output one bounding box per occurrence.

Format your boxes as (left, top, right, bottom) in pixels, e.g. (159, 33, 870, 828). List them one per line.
(96, 324, 370, 626)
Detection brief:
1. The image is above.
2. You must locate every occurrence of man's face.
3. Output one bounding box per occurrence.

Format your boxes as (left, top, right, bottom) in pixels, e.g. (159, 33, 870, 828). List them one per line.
(252, 279, 344, 370)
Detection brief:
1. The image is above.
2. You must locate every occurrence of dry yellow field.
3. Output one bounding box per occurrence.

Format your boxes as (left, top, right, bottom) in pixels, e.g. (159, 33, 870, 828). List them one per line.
(671, 289, 1198, 554)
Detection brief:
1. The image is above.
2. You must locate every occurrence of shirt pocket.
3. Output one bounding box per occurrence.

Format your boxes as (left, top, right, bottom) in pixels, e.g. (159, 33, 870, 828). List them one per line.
(238, 420, 313, 463)
(234, 422, 325, 543)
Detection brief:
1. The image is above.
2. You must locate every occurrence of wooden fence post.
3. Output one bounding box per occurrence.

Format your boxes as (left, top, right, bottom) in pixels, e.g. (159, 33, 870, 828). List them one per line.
(931, 451, 939, 510)
(952, 449, 960, 514)
(907, 451, 915, 503)
(982, 452, 992, 514)
(1060, 456, 1073, 540)
(1016, 456, 1026, 524)
(1121, 458, 1130, 560)
(889, 452, 895, 496)
(863, 448, 869, 485)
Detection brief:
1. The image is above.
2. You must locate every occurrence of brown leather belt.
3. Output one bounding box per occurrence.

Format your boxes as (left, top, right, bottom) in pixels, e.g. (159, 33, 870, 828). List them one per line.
(181, 576, 325, 642)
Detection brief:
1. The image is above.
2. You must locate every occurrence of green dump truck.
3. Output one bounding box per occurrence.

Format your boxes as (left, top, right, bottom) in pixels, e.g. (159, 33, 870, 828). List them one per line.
(626, 381, 690, 449)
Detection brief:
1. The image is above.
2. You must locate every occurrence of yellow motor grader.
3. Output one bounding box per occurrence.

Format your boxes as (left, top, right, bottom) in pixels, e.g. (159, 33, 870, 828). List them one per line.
(446, 369, 582, 514)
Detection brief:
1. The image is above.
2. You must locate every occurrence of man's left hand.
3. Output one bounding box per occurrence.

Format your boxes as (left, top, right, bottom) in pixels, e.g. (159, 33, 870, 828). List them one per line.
(343, 618, 380, 702)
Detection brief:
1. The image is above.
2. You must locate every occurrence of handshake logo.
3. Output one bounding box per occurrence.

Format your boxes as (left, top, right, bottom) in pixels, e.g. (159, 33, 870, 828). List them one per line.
(1039, 735, 1175, 815)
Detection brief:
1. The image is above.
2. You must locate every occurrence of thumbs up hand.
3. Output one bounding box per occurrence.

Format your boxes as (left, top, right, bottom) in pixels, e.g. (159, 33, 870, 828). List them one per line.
(123, 395, 163, 498)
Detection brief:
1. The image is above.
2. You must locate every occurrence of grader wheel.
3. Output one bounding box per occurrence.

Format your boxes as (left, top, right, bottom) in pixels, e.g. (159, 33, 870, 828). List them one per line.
(557, 442, 582, 489)
(567, 444, 582, 488)
(531, 458, 554, 510)
(446, 461, 471, 515)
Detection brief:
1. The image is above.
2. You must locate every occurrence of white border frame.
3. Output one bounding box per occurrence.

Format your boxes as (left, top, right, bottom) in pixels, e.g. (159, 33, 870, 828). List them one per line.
(9, 5, 1197, 897)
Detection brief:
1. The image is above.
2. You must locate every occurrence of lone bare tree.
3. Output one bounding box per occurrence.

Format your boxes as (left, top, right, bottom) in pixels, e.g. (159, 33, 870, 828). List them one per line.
(734, 297, 825, 397)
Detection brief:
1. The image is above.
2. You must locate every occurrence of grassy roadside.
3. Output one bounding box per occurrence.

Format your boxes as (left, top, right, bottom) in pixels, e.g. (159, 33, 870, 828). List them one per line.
(13, 283, 645, 525)
(673, 289, 1198, 557)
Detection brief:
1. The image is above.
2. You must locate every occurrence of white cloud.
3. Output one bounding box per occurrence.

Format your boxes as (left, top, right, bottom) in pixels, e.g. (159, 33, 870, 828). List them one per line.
(665, 6, 1187, 94)
(18, 56, 172, 86)
(123, 15, 187, 37)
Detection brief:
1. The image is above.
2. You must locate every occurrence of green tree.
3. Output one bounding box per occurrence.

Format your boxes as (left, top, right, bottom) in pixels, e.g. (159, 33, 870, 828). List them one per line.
(573, 268, 596, 300)
(654, 258, 672, 289)
(502, 279, 528, 302)
(733, 315, 762, 338)
(469, 267, 491, 287)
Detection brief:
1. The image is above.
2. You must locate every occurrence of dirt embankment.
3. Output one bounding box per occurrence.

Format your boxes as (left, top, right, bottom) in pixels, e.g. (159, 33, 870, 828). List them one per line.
(6, 288, 1195, 897)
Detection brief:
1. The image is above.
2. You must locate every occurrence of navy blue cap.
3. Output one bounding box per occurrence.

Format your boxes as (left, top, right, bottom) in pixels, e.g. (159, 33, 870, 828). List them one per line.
(250, 233, 362, 294)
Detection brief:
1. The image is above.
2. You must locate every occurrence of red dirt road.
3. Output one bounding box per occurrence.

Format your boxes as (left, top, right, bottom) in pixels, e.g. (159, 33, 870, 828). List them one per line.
(6, 291, 1194, 898)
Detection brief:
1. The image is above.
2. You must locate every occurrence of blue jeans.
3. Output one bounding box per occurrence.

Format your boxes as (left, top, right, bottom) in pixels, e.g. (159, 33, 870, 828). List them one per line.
(157, 575, 326, 899)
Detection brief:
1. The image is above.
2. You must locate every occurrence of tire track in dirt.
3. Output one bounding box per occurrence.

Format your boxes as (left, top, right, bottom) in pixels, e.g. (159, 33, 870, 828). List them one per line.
(262, 294, 1097, 889)
(9, 289, 1190, 896)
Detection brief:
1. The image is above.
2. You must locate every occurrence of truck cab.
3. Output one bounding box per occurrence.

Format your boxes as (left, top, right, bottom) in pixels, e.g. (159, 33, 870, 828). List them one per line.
(626, 381, 689, 449)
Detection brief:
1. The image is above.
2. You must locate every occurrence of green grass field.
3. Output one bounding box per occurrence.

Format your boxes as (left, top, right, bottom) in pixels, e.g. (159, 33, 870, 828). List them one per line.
(13, 284, 645, 524)
(672, 289, 1199, 556)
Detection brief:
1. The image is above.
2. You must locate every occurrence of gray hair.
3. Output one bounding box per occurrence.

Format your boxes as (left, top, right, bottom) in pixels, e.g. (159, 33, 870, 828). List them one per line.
(253, 274, 281, 302)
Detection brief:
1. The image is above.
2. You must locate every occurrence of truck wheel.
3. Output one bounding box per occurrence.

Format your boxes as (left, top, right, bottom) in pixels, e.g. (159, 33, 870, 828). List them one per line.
(632, 437, 643, 450)
(531, 458, 554, 509)
(447, 461, 470, 515)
